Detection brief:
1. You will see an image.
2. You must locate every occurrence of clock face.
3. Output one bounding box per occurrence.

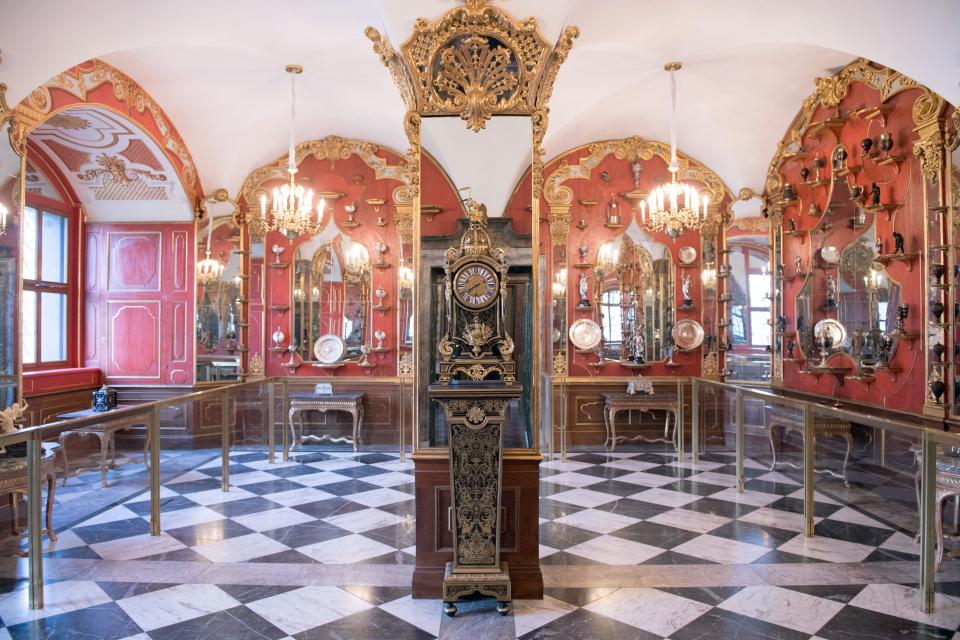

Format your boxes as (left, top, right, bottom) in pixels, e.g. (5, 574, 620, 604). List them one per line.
(454, 263, 498, 309)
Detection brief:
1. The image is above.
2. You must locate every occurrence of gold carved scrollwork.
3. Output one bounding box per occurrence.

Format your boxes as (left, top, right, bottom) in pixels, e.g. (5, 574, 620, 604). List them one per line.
(702, 352, 719, 378)
(764, 59, 923, 202)
(912, 92, 944, 129)
(553, 352, 567, 377)
(365, 0, 577, 132)
(398, 351, 414, 376)
(531, 108, 548, 200)
(914, 129, 945, 183)
(547, 207, 570, 246)
(238, 135, 416, 208)
(544, 136, 732, 208)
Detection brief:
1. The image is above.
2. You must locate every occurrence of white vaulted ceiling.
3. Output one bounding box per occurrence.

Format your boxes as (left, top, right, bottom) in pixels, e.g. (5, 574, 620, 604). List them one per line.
(1, 0, 958, 215)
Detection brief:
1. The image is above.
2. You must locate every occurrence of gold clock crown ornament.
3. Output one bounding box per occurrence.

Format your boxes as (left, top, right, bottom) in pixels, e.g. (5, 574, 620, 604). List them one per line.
(437, 198, 515, 384)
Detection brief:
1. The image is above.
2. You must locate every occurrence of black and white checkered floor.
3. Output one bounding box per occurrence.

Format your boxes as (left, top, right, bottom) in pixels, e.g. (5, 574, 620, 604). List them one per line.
(1, 447, 959, 639)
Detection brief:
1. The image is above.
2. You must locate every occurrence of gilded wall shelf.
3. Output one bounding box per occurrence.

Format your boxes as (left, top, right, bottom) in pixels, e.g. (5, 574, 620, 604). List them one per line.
(804, 179, 830, 189)
(852, 105, 892, 125)
(874, 364, 902, 381)
(844, 373, 875, 387)
(373, 304, 392, 313)
(421, 205, 443, 222)
(269, 305, 290, 312)
(784, 229, 806, 244)
(619, 362, 650, 369)
(268, 262, 290, 269)
(805, 117, 847, 141)
(863, 203, 898, 221)
(677, 263, 699, 270)
(371, 347, 392, 353)
(268, 347, 287, 353)
(678, 304, 697, 312)
(280, 362, 302, 372)
(895, 332, 922, 349)
(801, 365, 851, 386)
(373, 262, 392, 270)
(573, 263, 593, 269)
(835, 165, 862, 177)
(311, 362, 346, 370)
(870, 153, 906, 169)
(875, 252, 919, 271)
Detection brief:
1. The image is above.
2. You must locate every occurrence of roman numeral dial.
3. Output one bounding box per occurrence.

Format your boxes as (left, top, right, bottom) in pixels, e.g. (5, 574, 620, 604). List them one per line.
(453, 264, 498, 309)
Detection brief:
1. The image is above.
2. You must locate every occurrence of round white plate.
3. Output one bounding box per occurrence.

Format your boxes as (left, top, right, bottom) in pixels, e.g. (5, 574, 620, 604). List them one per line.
(568, 319, 602, 351)
(813, 318, 847, 349)
(314, 334, 347, 364)
(672, 319, 705, 350)
(820, 246, 840, 264)
(678, 246, 697, 264)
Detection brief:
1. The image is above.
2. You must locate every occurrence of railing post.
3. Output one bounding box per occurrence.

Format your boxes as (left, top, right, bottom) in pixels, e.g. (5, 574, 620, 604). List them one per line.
(802, 404, 815, 538)
(677, 378, 685, 463)
(221, 389, 231, 492)
(27, 435, 43, 610)
(399, 376, 406, 463)
(267, 381, 276, 465)
(735, 388, 744, 492)
(150, 406, 161, 535)
(282, 380, 290, 462)
(691, 378, 699, 464)
(919, 431, 936, 613)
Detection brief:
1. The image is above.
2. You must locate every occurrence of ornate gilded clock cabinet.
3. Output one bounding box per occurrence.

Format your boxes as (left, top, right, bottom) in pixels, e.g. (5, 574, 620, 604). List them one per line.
(427, 200, 521, 615)
(365, 0, 579, 607)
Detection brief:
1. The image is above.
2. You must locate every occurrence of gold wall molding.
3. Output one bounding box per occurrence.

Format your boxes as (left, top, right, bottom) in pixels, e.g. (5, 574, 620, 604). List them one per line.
(237, 135, 415, 207)
(365, 0, 578, 132)
(543, 136, 732, 208)
(730, 216, 769, 233)
(763, 58, 925, 197)
(913, 128, 945, 183)
(12, 59, 199, 200)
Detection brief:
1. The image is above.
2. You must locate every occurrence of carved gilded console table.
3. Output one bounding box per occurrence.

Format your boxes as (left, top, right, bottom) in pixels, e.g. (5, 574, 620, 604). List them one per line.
(602, 393, 680, 452)
(287, 392, 365, 453)
(428, 383, 522, 617)
(768, 406, 853, 487)
(912, 449, 960, 571)
(56, 408, 150, 488)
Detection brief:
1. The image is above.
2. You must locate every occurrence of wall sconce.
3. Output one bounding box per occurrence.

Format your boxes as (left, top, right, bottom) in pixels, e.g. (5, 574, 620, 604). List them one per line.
(702, 266, 717, 288)
(346, 243, 370, 276)
(596, 242, 619, 276)
(552, 268, 567, 300)
(606, 196, 622, 227)
(398, 265, 414, 291)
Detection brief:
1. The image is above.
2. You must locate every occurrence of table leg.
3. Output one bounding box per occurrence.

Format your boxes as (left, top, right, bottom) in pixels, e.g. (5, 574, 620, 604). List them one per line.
(287, 408, 297, 455)
(357, 404, 365, 450)
(768, 423, 779, 470)
(143, 425, 151, 470)
(98, 432, 110, 488)
(602, 406, 611, 448)
(351, 409, 359, 453)
(45, 473, 57, 543)
(9, 493, 18, 536)
(59, 433, 72, 487)
(609, 408, 618, 452)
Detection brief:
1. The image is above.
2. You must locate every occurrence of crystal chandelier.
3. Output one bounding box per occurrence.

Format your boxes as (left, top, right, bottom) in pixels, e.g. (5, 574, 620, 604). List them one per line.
(197, 213, 224, 285)
(640, 62, 709, 240)
(258, 65, 325, 239)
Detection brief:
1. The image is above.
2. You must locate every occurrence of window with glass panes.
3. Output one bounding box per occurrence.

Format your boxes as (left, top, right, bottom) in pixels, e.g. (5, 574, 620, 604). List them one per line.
(21, 206, 70, 368)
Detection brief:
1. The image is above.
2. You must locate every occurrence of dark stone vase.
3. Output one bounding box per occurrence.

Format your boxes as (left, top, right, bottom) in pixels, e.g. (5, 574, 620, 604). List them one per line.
(861, 138, 873, 154)
(932, 380, 946, 404)
(931, 301, 945, 321)
(934, 343, 946, 361)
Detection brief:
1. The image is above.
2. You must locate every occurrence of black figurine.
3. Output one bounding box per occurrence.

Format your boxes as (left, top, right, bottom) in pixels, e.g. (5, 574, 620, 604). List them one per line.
(875, 238, 883, 256)
(870, 182, 881, 207)
(776, 315, 787, 333)
(893, 231, 905, 255)
(860, 138, 873, 155)
(783, 184, 796, 201)
(800, 167, 810, 181)
(786, 339, 796, 359)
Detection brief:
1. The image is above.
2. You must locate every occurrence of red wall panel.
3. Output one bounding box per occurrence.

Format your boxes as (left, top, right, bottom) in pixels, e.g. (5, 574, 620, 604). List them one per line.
(86, 224, 195, 385)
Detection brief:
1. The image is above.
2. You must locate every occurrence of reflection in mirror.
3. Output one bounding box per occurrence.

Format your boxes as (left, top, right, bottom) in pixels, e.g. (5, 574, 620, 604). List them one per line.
(0, 116, 18, 406)
(796, 173, 900, 373)
(195, 214, 242, 382)
(595, 233, 673, 363)
(725, 235, 771, 381)
(292, 232, 371, 362)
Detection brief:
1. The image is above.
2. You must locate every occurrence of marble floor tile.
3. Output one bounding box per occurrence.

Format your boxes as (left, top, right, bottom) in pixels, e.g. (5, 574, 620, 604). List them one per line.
(878, 531, 920, 556)
(826, 506, 892, 529)
(148, 506, 226, 530)
(360, 472, 416, 488)
(124, 485, 178, 503)
(0, 580, 111, 626)
(717, 585, 844, 634)
(222, 471, 281, 486)
(297, 533, 396, 564)
(584, 587, 713, 637)
(116, 583, 240, 631)
(245, 586, 372, 635)
(739, 507, 816, 533)
(370, 459, 414, 473)
(145, 603, 287, 640)
(513, 595, 578, 637)
(541, 459, 595, 472)
(646, 508, 731, 534)
(541, 471, 606, 488)
(167, 470, 210, 484)
(539, 544, 560, 559)
(786, 488, 841, 505)
(289, 471, 352, 487)
(553, 508, 640, 534)
(850, 583, 960, 631)
(323, 507, 403, 533)
(192, 532, 290, 563)
(78, 505, 143, 527)
(777, 533, 876, 562)
(667, 459, 728, 471)
(754, 471, 801, 486)
(630, 487, 703, 508)
(546, 488, 621, 508)
(231, 507, 317, 532)
(379, 594, 442, 637)
(606, 471, 678, 488)
(343, 488, 414, 508)
(708, 487, 783, 507)
(672, 534, 771, 564)
(687, 471, 741, 488)
(565, 535, 664, 565)
(182, 487, 258, 506)
(241, 458, 302, 471)
(90, 533, 187, 561)
(303, 459, 365, 472)
(600, 459, 661, 473)
(262, 487, 335, 507)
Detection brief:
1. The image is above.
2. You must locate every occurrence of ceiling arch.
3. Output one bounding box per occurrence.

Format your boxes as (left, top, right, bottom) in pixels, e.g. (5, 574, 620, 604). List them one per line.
(0, 0, 956, 217)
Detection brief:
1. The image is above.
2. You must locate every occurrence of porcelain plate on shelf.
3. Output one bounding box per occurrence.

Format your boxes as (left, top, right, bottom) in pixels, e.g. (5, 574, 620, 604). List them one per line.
(568, 319, 602, 351)
(672, 319, 705, 350)
(314, 334, 347, 364)
(678, 246, 697, 264)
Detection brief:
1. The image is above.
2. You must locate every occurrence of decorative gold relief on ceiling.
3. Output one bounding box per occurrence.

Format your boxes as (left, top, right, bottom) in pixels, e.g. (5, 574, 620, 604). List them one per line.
(44, 112, 89, 130)
(77, 154, 168, 201)
(365, 0, 578, 132)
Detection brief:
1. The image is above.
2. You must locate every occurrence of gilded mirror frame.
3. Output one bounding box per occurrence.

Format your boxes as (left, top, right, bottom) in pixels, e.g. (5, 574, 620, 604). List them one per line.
(0, 85, 24, 406)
